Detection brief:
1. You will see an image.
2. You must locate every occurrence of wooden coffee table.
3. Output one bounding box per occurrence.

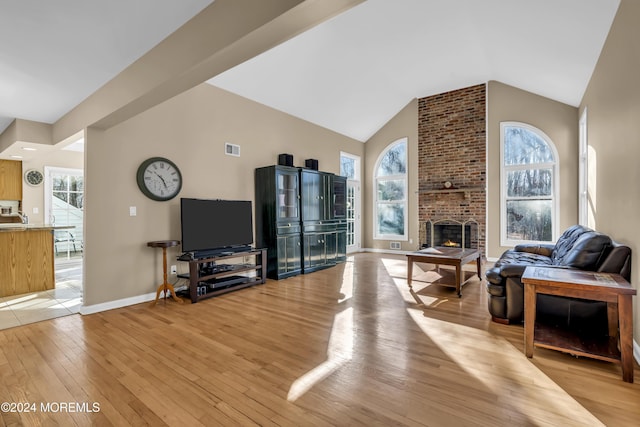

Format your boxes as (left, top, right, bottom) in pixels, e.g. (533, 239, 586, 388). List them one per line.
(406, 247, 482, 297)
(521, 266, 636, 383)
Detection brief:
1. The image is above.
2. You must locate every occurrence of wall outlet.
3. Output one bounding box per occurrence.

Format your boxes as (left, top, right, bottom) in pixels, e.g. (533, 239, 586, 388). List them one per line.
(170, 265, 177, 275)
(390, 242, 401, 250)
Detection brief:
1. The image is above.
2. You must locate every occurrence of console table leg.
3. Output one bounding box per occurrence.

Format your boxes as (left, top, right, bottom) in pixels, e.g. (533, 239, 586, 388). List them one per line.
(618, 295, 633, 383)
(524, 282, 536, 358)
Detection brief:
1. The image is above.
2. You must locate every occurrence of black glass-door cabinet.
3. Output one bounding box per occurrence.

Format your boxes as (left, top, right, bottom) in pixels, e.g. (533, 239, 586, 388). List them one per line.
(255, 165, 302, 279)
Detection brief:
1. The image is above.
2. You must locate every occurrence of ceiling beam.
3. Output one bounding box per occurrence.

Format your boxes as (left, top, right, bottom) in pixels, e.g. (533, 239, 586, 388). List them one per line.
(52, 0, 365, 143)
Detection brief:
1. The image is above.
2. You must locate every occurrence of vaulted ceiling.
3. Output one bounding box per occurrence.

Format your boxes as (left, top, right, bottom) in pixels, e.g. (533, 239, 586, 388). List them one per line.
(0, 0, 621, 144)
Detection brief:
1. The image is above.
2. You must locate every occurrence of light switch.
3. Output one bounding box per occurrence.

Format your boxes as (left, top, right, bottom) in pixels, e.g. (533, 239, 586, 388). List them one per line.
(129, 206, 137, 216)
(32, 207, 39, 214)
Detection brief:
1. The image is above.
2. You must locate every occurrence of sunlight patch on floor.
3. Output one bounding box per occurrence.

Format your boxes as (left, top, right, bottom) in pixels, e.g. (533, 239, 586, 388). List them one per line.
(287, 307, 354, 402)
(406, 308, 605, 426)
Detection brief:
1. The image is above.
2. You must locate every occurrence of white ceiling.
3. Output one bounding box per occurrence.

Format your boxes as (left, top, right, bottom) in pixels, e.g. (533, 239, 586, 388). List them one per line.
(0, 0, 621, 144)
(0, 0, 213, 134)
(210, 0, 620, 141)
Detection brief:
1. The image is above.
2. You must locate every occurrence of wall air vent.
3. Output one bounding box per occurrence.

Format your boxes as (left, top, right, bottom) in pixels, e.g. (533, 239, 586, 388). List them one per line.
(390, 242, 401, 250)
(225, 142, 240, 157)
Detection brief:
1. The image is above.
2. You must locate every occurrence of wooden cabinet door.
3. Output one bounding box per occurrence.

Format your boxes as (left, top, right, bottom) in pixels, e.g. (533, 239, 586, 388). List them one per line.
(0, 159, 22, 200)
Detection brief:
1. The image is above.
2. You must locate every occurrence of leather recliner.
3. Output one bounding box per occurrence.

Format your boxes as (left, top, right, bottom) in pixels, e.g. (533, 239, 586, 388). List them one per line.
(486, 225, 632, 325)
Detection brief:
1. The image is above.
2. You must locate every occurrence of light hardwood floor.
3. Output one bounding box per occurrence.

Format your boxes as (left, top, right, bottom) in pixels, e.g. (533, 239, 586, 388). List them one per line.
(0, 253, 638, 426)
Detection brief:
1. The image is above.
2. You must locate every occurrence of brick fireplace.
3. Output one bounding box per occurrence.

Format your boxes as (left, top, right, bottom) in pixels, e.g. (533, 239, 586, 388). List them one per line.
(418, 84, 486, 255)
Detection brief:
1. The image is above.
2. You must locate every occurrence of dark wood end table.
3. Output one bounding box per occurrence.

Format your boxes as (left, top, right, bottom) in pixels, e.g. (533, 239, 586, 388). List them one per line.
(148, 240, 183, 306)
(521, 266, 636, 383)
(406, 247, 482, 297)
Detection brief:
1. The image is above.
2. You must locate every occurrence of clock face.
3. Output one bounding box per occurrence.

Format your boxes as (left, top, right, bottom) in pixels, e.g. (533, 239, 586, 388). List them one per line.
(25, 169, 44, 186)
(444, 181, 452, 189)
(136, 157, 182, 201)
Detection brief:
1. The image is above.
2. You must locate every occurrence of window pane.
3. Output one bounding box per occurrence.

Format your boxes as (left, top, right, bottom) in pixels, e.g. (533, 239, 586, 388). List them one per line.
(377, 179, 405, 201)
(507, 168, 553, 197)
(377, 203, 404, 236)
(340, 156, 355, 179)
(376, 142, 406, 176)
(68, 193, 84, 209)
(70, 176, 84, 191)
(53, 191, 68, 203)
(504, 126, 554, 166)
(506, 199, 552, 242)
(53, 176, 68, 191)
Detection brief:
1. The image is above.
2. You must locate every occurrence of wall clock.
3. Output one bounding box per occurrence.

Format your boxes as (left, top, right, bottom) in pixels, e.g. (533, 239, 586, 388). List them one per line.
(136, 157, 182, 201)
(24, 169, 44, 186)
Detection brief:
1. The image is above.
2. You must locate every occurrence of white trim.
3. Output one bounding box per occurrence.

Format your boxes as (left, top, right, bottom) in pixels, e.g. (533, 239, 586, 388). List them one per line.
(363, 247, 413, 255)
(341, 151, 362, 253)
(634, 339, 640, 366)
(500, 122, 559, 247)
(79, 291, 159, 315)
(578, 108, 588, 227)
(373, 137, 408, 241)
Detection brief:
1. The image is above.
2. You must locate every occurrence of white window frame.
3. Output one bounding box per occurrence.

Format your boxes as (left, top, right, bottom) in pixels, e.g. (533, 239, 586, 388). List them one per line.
(340, 151, 360, 181)
(340, 152, 362, 252)
(374, 138, 408, 241)
(578, 108, 588, 227)
(500, 122, 559, 246)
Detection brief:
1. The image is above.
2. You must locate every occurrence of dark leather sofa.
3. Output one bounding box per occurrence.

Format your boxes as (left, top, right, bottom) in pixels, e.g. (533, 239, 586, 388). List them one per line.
(486, 225, 631, 326)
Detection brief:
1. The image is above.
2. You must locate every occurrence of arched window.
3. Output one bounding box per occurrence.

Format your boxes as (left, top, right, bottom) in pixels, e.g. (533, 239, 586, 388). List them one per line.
(374, 138, 407, 240)
(501, 122, 558, 246)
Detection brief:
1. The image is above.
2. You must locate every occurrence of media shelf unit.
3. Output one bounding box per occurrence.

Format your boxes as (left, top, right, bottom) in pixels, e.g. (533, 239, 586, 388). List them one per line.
(177, 248, 266, 303)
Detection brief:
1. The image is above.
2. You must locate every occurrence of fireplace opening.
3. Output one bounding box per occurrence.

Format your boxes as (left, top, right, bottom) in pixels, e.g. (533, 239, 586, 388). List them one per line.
(420, 219, 479, 249)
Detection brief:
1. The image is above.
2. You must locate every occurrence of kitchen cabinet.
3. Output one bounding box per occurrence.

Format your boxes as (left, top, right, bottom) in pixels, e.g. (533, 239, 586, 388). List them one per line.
(0, 159, 22, 201)
(0, 225, 71, 297)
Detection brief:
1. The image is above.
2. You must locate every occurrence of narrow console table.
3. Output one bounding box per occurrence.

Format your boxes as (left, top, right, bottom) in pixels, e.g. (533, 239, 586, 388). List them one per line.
(147, 240, 183, 306)
(178, 249, 267, 303)
(522, 266, 636, 383)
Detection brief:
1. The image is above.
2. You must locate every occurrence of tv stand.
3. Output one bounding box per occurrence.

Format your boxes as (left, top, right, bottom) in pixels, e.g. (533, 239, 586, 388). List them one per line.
(177, 248, 266, 303)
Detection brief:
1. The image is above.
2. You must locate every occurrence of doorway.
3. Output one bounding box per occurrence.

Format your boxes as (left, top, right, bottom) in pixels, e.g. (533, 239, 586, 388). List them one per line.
(340, 152, 361, 253)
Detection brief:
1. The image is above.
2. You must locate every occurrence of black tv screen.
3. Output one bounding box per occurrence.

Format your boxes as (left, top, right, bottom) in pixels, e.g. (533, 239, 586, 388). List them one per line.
(180, 198, 253, 254)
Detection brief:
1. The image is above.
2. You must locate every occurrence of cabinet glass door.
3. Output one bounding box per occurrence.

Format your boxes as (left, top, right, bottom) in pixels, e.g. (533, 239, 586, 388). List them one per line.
(277, 234, 301, 275)
(277, 171, 299, 222)
(301, 170, 321, 221)
(331, 176, 347, 219)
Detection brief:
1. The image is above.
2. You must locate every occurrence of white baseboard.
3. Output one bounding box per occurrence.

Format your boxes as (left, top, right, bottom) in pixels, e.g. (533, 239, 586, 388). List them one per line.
(79, 291, 158, 315)
(363, 247, 413, 255)
(635, 340, 640, 366)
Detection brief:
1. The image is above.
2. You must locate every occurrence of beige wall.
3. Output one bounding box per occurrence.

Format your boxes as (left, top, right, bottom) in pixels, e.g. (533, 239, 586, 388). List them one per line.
(579, 0, 640, 343)
(83, 84, 363, 306)
(364, 99, 419, 251)
(486, 81, 579, 259)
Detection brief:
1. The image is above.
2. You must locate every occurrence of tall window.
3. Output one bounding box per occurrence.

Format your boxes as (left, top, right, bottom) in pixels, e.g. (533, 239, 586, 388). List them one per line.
(374, 138, 407, 240)
(501, 123, 558, 246)
(341, 152, 361, 252)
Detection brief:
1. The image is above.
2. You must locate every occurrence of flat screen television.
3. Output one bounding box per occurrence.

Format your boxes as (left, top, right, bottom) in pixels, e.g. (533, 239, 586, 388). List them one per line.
(180, 198, 253, 257)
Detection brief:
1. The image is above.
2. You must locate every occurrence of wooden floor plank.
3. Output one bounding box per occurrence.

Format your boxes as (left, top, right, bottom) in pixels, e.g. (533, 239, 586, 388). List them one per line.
(0, 253, 639, 426)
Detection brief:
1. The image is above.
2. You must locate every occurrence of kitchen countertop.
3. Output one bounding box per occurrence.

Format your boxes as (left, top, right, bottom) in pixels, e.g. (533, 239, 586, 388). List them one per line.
(0, 224, 74, 232)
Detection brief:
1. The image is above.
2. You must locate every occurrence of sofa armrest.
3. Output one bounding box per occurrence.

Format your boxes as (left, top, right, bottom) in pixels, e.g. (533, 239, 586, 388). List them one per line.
(498, 263, 529, 278)
(514, 244, 554, 257)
